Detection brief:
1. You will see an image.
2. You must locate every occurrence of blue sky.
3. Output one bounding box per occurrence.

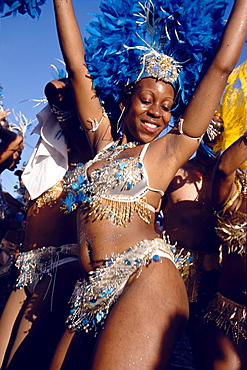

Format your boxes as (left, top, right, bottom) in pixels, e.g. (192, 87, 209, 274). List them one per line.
(0, 0, 246, 197)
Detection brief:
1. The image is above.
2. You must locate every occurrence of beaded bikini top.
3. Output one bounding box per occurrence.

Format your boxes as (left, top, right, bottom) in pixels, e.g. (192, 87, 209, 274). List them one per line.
(62, 139, 164, 226)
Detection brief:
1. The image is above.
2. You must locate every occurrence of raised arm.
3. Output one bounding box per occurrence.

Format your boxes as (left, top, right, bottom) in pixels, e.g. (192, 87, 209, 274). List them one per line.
(212, 133, 247, 210)
(53, 0, 112, 153)
(174, 0, 247, 164)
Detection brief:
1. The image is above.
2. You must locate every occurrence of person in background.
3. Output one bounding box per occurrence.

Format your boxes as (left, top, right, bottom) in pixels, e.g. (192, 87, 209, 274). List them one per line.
(0, 110, 24, 246)
(0, 122, 24, 316)
(49, 0, 247, 368)
(0, 78, 93, 370)
(204, 62, 247, 370)
(161, 111, 224, 369)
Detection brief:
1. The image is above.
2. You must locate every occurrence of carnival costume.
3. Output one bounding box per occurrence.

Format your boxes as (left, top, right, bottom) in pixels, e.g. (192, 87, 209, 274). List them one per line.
(16, 98, 79, 293)
(67, 238, 175, 333)
(204, 176, 247, 342)
(15, 244, 79, 292)
(58, 0, 228, 332)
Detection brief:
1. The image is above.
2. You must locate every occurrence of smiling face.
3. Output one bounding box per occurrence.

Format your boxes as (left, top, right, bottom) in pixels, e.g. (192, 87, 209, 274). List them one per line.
(122, 78, 174, 143)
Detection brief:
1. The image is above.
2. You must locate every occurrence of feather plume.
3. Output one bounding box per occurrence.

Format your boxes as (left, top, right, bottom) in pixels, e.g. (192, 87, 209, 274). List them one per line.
(8, 109, 35, 137)
(84, 0, 228, 122)
(0, 0, 47, 18)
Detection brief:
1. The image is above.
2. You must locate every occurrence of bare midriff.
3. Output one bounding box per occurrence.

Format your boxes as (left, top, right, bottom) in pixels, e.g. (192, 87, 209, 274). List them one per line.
(78, 206, 158, 274)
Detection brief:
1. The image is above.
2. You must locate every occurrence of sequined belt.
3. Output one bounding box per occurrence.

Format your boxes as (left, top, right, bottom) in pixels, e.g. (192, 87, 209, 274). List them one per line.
(204, 292, 246, 342)
(15, 244, 79, 289)
(66, 238, 175, 333)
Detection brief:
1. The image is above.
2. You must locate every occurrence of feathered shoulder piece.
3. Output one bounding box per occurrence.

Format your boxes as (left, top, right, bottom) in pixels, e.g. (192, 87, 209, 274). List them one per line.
(0, 0, 47, 18)
(84, 0, 228, 120)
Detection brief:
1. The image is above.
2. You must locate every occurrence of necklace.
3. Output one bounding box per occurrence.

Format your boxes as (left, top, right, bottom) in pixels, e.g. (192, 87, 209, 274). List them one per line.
(92, 138, 140, 163)
(194, 157, 215, 175)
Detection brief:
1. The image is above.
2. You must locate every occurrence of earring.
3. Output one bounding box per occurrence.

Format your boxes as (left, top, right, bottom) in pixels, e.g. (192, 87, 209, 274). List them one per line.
(116, 106, 125, 133)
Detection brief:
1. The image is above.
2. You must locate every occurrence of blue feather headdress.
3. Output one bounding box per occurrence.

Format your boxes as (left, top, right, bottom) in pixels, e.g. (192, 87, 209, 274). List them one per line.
(85, 0, 228, 121)
(0, 0, 46, 18)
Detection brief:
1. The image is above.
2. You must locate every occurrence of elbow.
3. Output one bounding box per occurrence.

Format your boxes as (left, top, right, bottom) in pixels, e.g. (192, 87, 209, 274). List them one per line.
(213, 54, 238, 81)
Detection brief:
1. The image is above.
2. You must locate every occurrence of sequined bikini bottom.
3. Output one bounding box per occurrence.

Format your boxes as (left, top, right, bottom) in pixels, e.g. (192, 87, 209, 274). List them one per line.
(66, 238, 175, 333)
(15, 244, 79, 289)
(204, 292, 246, 342)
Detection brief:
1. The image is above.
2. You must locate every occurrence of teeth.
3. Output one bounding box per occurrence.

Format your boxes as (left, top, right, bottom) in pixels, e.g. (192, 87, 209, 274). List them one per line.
(145, 122, 157, 128)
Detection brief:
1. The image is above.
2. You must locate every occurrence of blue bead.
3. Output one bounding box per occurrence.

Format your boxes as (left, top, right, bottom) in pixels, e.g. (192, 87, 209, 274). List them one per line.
(78, 175, 85, 183)
(72, 182, 80, 190)
(137, 162, 143, 168)
(127, 182, 133, 189)
(96, 312, 104, 322)
(119, 162, 127, 170)
(124, 259, 131, 265)
(115, 172, 123, 179)
(152, 254, 160, 262)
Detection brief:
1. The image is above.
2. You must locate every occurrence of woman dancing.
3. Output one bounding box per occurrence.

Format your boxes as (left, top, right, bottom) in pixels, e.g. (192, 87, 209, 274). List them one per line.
(51, 0, 247, 368)
(204, 61, 247, 370)
(0, 79, 92, 370)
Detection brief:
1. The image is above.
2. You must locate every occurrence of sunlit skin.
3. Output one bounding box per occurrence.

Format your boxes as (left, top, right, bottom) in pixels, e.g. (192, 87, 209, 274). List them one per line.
(122, 78, 174, 144)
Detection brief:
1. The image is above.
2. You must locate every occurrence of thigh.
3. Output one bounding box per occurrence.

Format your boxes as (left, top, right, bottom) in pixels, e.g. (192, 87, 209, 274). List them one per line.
(6, 260, 81, 370)
(50, 328, 98, 370)
(205, 322, 246, 370)
(91, 258, 189, 370)
(0, 288, 27, 368)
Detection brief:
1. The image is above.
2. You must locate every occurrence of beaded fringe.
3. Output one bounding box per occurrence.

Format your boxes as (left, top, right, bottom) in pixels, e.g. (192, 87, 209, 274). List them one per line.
(204, 292, 246, 342)
(88, 196, 151, 226)
(215, 210, 247, 256)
